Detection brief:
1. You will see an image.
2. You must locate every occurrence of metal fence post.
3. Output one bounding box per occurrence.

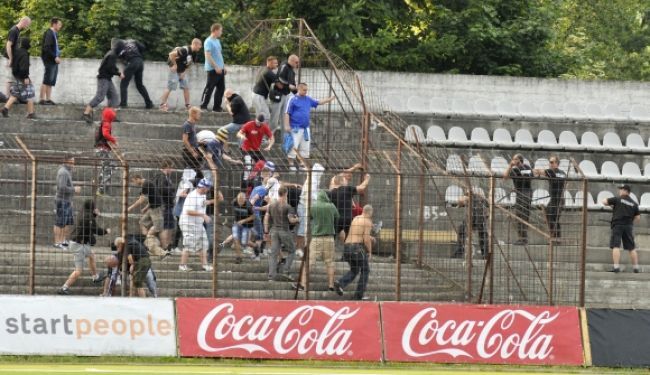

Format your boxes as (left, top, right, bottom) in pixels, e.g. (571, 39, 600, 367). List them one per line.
(580, 178, 588, 307)
(15, 136, 36, 295)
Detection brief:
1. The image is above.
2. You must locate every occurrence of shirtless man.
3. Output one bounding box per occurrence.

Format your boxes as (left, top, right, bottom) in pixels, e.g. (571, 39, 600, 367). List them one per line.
(334, 204, 374, 300)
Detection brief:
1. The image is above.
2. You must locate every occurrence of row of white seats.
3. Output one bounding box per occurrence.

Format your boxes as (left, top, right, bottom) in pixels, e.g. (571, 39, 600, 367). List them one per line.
(429, 98, 650, 122)
(445, 185, 649, 211)
(446, 154, 650, 182)
(406, 125, 650, 153)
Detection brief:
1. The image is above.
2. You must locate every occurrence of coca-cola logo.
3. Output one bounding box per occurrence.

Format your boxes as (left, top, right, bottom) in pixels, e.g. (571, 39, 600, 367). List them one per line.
(196, 303, 359, 356)
(402, 308, 559, 360)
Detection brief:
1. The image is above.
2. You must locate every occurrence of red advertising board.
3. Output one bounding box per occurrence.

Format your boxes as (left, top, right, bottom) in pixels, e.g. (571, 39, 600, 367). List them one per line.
(176, 298, 382, 361)
(381, 302, 584, 365)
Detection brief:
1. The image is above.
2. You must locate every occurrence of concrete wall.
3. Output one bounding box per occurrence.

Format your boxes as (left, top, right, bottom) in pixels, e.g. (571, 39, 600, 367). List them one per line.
(5, 57, 650, 121)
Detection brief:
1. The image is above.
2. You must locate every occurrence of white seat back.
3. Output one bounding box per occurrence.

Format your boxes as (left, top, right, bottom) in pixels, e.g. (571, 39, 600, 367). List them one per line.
(405, 125, 425, 144)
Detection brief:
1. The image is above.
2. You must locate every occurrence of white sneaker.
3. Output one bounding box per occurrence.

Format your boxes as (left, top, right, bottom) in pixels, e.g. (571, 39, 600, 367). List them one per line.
(171, 247, 182, 255)
(242, 247, 254, 255)
(289, 166, 297, 172)
(251, 255, 260, 261)
(178, 264, 192, 272)
(202, 264, 213, 272)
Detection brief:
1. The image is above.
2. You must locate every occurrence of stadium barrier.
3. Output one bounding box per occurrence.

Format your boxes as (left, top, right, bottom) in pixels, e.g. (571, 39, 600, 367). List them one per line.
(587, 309, 650, 367)
(0, 295, 176, 356)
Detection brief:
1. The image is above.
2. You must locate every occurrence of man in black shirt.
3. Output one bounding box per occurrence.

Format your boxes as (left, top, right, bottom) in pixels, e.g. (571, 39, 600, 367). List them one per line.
(329, 172, 371, 242)
(252, 56, 278, 129)
(221, 88, 251, 138)
(39, 17, 62, 105)
(535, 156, 566, 240)
(156, 161, 176, 250)
(504, 154, 533, 245)
(126, 234, 152, 297)
(273, 55, 299, 130)
(114, 38, 153, 108)
(128, 174, 168, 258)
(82, 45, 124, 123)
(603, 184, 641, 273)
(160, 39, 202, 111)
(3, 16, 30, 99)
(452, 191, 488, 259)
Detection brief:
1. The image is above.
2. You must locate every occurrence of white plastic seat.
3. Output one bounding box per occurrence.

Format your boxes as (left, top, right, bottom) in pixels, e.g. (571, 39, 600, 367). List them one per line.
(533, 158, 550, 171)
(446, 154, 465, 175)
(644, 164, 650, 178)
(495, 188, 514, 207)
(558, 131, 583, 151)
(578, 160, 599, 179)
(596, 191, 615, 210)
(519, 101, 540, 118)
(580, 131, 601, 151)
(537, 130, 558, 149)
(630, 192, 640, 205)
(470, 128, 492, 145)
(447, 127, 471, 146)
(426, 125, 447, 145)
(626, 133, 646, 151)
(639, 193, 650, 211)
(468, 155, 491, 176)
(564, 102, 587, 119)
(630, 106, 650, 122)
(564, 190, 579, 209)
(574, 191, 600, 210)
(471, 186, 485, 198)
(532, 189, 550, 207)
(540, 102, 564, 119)
(600, 161, 621, 179)
(451, 99, 473, 116)
(585, 103, 606, 121)
(514, 129, 535, 147)
(490, 156, 509, 176)
(621, 162, 645, 182)
(497, 101, 519, 118)
(474, 99, 498, 116)
(559, 159, 578, 178)
(602, 132, 628, 152)
(493, 129, 515, 148)
(445, 185, 464, 205)
(405, 125, 425, 144)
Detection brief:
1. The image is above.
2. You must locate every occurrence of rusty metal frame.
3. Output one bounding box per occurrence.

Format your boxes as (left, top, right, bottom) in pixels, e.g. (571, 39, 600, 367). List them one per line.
(14, 136, 37, 295)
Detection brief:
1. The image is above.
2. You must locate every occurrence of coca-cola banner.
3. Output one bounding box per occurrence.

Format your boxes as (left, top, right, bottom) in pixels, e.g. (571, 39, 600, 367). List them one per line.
(176, 298, 382, 361)
(382, 302, 584, 366)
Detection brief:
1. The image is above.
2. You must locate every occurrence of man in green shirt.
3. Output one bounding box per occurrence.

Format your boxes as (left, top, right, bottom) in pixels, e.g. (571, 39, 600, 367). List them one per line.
(294, 190, 340, 293)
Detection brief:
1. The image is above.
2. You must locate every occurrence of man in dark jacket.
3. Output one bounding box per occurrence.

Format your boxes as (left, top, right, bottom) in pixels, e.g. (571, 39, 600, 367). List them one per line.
(220, 88, 250, 138)
(3, 16, 31, 101)
(39, 17, 62, 105)
(115, 39, 153, 109)
(1, 37, 35, 118)
(57, 200, 110, 295)
(82, 43, 123, 124)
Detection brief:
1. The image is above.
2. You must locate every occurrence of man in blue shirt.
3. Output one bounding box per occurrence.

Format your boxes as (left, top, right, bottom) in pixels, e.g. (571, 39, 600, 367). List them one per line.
(200, 23, 226, 112)
(284, 83, 335, 170)
(249, 180, 270, 260)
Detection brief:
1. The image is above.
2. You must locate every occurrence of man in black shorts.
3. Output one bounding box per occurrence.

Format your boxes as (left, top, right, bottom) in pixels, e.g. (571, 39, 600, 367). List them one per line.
(603, 184, 641, 273)
(503, 154, 533, 245)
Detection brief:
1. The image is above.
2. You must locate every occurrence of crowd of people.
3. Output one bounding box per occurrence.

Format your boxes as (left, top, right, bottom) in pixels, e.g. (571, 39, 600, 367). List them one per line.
(14, 17, 374, 299)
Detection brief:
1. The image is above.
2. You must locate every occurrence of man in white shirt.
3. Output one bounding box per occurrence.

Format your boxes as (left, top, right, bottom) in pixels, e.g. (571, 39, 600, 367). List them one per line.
(179, 178, 213, 272)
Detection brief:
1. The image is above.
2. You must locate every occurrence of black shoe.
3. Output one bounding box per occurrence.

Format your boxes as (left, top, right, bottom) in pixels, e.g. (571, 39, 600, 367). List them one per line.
(26, 113, 36, 119)
(57, 287, 70, 295)
(333, 282, 344, 296)
(82, 113, 93, 124)
(39, 99, 47, 105)
(634, 268, 640, 273)
(1, 107, 8, 118)
(234, 257, 242, 264)
(145, 103, 154, 109)
(46, 100, 56, 105)
(292, 283, 305, 291)
(93, 272, 107, 284)
(514, 238, 528, 246)
(609, 267, 620, 273)
(0, 93, 7, 103)
(119, 104, 128, 108)
(451, 252, 464, 259)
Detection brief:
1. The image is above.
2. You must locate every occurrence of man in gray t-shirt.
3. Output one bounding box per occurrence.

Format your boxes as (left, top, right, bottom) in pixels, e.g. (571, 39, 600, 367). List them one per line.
(53, 156, 81, 249)
(264, 186, 299, 281)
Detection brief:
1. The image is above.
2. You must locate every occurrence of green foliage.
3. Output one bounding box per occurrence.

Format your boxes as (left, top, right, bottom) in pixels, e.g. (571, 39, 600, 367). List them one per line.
(1, 0, 649, 80)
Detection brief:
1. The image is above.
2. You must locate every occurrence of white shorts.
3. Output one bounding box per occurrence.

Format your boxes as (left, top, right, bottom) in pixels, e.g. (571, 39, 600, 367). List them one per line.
(288, 128, 310, 159)
(181, 224, 209, 253)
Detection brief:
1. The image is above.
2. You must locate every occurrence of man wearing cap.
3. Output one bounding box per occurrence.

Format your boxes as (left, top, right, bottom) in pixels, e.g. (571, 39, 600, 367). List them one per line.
(603, 184, 641, 273)
(284, 83, 335, 171)
(197, 128, 242, 170)
(179, 178, 214, 272)
(238, 114, 274, 163)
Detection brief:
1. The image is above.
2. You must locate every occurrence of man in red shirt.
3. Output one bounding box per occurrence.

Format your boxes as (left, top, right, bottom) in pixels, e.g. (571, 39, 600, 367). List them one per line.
(237, 114, 274, 162)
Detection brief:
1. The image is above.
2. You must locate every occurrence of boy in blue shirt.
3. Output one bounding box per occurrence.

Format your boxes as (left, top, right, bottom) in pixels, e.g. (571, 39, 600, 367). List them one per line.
(200, 23, 226, 112)
(284, 83, 335, 170)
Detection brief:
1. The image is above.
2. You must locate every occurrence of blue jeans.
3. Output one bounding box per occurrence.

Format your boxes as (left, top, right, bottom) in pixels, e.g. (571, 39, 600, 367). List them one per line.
(204, 221, 215, 262)
(338, 243, 370, 300)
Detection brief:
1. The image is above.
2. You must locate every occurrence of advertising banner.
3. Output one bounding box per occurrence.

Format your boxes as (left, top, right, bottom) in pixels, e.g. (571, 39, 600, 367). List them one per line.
(381, 302, 584, 365)
(0, 296, 176, 356)
(177, 298, 382, 361)
(588, 309, 650, 367)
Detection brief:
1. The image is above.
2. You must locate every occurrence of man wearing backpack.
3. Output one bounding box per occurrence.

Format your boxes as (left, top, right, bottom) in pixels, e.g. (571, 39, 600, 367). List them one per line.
(94, 107, 118, 196)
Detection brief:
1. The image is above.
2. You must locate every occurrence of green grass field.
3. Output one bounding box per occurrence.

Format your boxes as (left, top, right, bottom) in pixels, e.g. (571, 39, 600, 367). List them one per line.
(0, 358, 646, 375)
